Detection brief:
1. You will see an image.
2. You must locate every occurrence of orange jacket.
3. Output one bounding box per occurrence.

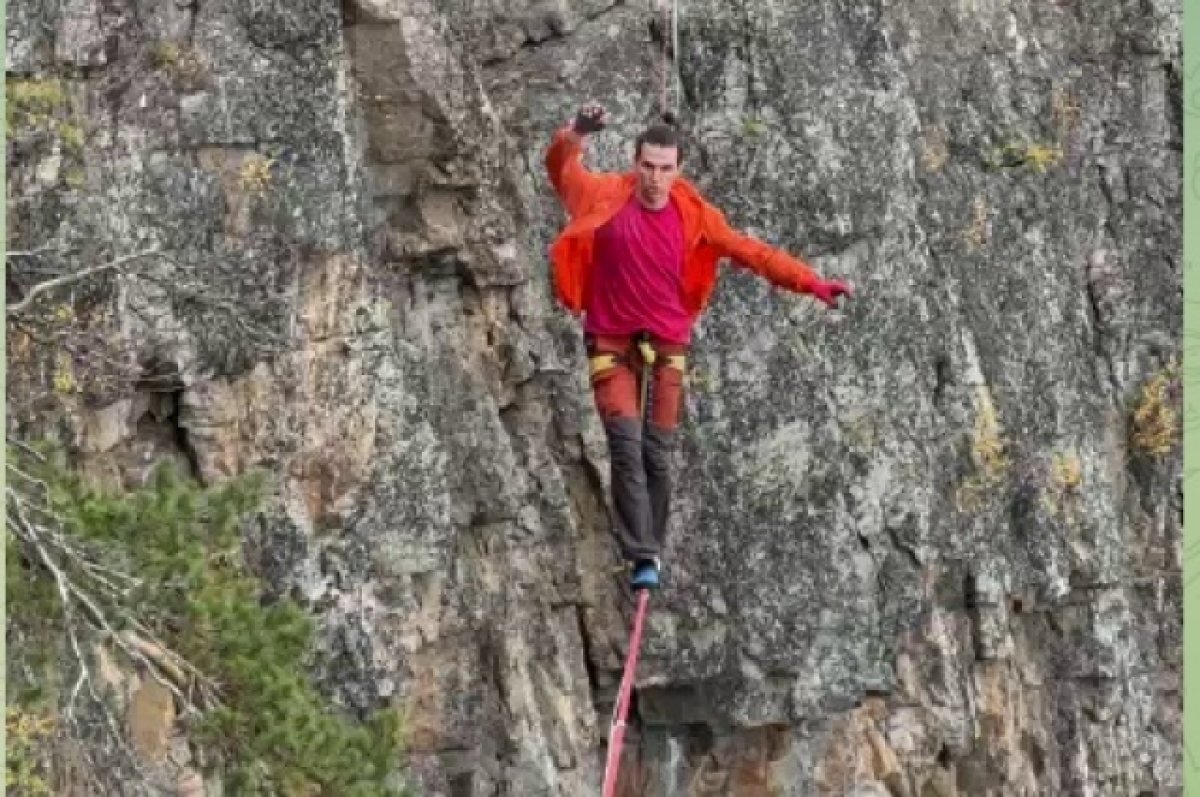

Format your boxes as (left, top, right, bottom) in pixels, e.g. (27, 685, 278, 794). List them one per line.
(544, 127, 819, 317)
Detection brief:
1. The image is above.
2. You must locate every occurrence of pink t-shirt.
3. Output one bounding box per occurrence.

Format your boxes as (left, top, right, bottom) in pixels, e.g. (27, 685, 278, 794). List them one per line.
(584, 196, 692, 344)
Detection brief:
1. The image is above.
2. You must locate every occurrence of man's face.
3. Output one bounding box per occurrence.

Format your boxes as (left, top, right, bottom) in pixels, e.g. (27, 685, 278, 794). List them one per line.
(634, 143, 680, 210)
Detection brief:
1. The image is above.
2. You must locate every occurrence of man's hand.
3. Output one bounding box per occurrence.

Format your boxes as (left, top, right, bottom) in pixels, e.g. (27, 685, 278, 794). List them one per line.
(809, 278, 853, 309)
(573, 103, 610, 135)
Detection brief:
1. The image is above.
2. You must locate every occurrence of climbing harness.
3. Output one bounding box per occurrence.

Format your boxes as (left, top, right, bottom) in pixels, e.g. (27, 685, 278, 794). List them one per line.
(637, 333, 656, 419)
(601, 588, 651, 797)
(585, 335, 686, 417)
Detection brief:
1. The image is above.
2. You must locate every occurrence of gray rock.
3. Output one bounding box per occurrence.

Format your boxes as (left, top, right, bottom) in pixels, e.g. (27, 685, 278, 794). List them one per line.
(5, 0, 1180, 794)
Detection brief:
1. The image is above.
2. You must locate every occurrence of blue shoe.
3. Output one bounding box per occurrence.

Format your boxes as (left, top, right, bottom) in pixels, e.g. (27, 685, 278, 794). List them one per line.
(630, 559, 660, 590)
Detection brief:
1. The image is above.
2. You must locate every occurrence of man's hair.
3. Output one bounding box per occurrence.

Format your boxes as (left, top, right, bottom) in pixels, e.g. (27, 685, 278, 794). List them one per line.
(634, 113, 683, 164)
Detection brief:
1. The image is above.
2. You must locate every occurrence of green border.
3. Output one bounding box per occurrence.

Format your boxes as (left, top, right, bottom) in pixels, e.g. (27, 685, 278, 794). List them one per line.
(1186, 0, 1198, 791)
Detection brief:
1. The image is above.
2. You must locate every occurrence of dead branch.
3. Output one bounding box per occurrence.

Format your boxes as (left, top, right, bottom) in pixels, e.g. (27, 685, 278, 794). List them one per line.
(7, 436, 48, 460)
(5, 478, 219, 716)
(7, 249, 164, 315)
(7, 245, 72, 258)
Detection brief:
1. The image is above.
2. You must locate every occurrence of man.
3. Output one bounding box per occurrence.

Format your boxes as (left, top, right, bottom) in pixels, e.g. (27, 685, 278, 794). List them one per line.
(545, 103, 852, 591)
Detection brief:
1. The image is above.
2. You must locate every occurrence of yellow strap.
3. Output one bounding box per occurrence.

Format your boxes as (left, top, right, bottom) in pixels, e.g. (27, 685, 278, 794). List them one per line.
(589, 353, 618, 376)
(637, 338, 657, 366)
(590, 350, 685, 375)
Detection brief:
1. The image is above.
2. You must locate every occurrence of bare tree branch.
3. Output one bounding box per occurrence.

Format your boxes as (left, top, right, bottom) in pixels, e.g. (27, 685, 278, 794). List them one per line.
(5, 468, 221, 718)
(7, 436, 49, 461)
(8, 248, 163, 315)
(7, 245, 72, 258)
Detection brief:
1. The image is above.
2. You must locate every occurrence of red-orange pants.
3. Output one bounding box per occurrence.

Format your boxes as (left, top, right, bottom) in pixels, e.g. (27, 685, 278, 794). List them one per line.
(587, 334, 686, 429)
(586, 333, 687, 563)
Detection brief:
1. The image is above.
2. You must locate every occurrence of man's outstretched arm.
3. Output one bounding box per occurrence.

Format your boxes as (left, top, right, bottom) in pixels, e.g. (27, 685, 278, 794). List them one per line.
(545, 104, 623, 218)
(704, 206, 852, 308)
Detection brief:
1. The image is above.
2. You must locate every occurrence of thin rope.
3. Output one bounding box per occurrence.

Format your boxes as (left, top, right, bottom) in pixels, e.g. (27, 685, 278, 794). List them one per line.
(656, 0, 675, 116)
(601, 589, 651, 797)
(671, 0, 679, 111)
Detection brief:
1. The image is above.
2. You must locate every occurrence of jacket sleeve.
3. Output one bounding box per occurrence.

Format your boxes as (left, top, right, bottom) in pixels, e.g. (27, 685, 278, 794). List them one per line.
(702, 205, 819, 294)
(544, 126, 623, 218)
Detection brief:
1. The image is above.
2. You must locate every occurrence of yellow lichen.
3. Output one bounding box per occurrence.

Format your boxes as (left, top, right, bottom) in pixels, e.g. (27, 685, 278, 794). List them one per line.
(151, 41, 182, 68)
(955, 386, 1010, 511)
(1040, 450, 1085, 525)
(1050, 452, 1082, 491)
(1024, 143, 1063, 173)
(7, 79, 89, 167)
(151, 41, 208, 89)
(6, 706, 56, 796)
(238, 155, 275, 195)
(63, 167, 87, 189)
(6, 78, 66, 135)
(1131, 362, 1180, 456)
(52, 353, 77, 395)
(985, 141, 1062, 173)
(971, 397, 1008, 479)
(742, 117, 768, 137)
(57, 121, 85, 156)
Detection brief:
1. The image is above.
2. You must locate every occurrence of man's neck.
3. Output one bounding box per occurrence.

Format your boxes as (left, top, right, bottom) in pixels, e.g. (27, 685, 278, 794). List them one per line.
(635, 192, 671, 211)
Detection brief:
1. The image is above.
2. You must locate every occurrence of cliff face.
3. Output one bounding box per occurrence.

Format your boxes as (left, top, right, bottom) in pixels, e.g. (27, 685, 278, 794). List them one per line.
(6, 0, 1182, 794)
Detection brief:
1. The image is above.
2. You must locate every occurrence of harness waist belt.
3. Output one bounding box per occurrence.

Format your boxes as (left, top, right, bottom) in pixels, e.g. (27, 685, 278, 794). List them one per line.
(589, 353, 686, 375)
